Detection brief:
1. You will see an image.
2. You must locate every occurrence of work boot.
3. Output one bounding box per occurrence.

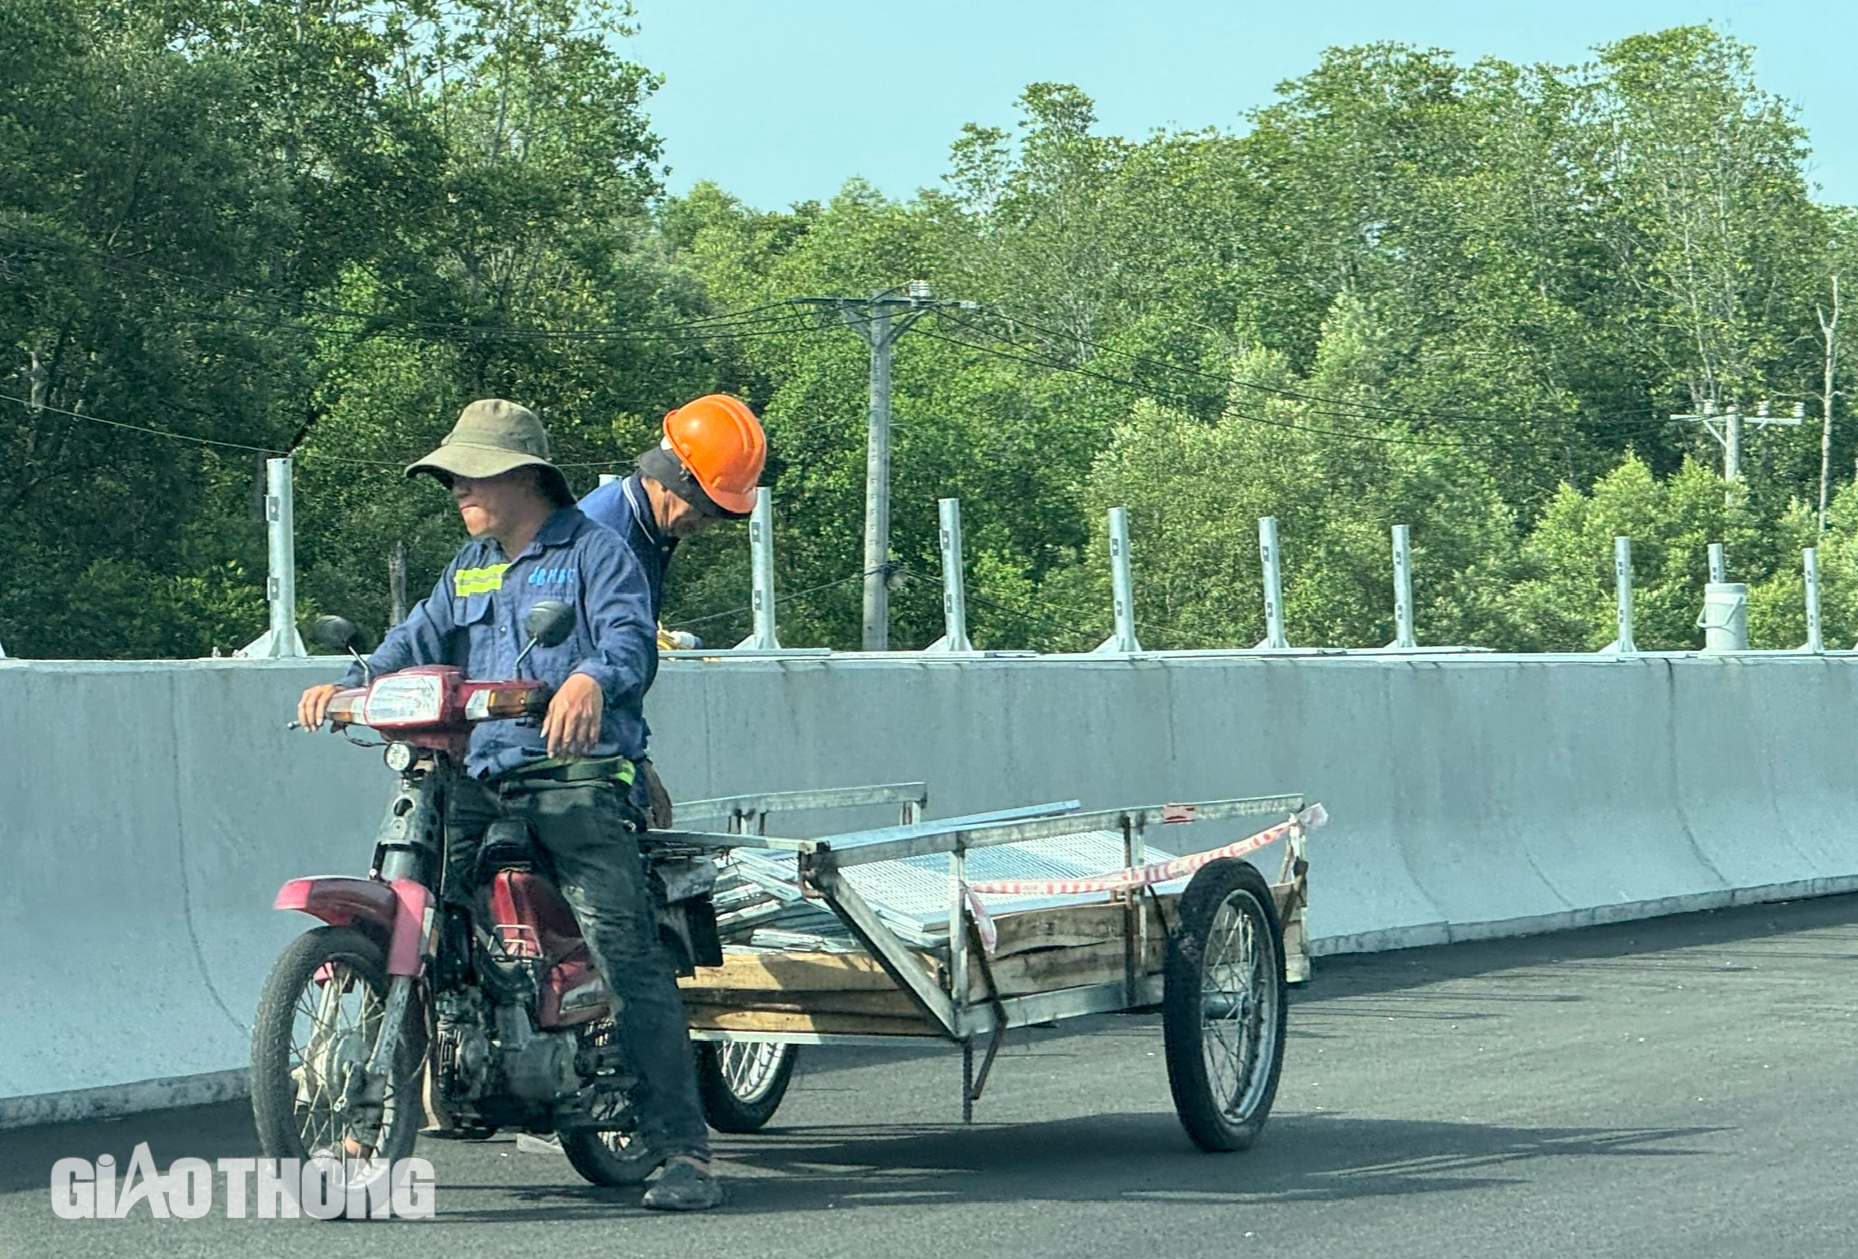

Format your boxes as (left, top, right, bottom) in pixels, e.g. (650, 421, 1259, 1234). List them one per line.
(640, 1156, 724, 1212)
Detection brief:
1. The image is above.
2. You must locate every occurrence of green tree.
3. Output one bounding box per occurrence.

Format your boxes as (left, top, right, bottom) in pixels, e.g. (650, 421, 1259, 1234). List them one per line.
(1506, 455, 1781, 650)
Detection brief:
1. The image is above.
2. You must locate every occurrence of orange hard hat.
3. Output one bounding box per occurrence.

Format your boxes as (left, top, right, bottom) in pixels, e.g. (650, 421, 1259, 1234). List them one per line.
(662, 394, 766, 517)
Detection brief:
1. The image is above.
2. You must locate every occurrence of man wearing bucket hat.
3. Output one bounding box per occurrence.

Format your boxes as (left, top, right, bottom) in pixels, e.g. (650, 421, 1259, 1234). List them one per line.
(295, 399, 723, 1211)
(579, 394, 767, 826)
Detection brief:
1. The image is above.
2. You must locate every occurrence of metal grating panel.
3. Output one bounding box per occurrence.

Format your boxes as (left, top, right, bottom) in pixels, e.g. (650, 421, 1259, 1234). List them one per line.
(721, 829, 1187, 945)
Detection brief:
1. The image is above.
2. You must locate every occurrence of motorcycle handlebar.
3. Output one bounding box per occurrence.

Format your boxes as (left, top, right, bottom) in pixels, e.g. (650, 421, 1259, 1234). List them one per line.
(293, 677, 553, 733)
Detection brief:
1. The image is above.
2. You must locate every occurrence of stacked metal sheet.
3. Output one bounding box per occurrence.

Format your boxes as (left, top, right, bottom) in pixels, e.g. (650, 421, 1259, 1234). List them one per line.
(709, 805, 1176, 953)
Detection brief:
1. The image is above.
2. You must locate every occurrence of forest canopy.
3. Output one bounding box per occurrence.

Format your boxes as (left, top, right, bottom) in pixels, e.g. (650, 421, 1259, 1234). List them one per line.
(2, 3, 1851, 657)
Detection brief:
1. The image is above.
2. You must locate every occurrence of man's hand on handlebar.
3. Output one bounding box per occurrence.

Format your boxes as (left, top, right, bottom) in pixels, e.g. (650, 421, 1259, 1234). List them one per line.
(297, 683, 341, 731)
(542, 672, 604, 760)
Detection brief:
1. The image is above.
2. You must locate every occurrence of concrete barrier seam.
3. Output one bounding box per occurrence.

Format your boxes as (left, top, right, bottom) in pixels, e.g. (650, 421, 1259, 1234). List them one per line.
(167, 676, 251, 1039)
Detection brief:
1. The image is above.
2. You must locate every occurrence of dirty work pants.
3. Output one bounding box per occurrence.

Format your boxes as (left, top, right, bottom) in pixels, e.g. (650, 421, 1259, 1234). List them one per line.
(447, 775, 709, 1160)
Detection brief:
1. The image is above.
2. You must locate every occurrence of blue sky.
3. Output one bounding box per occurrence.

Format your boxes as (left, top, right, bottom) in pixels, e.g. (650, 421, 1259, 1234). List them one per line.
(625, 0, 1855, 210)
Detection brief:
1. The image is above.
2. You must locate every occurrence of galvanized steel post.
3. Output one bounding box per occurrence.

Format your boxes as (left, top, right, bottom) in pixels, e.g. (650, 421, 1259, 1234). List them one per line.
(1804, 547, 1825, 653)
(736, 487, 781, 650)
(1094, 507, 1142, 654)
(1611, 536, 1638, 654)
(1708, 543, 1727, 584)
(1257, 516, 1289, 650)
(1389, 524, 1416, 649)
(925, 497, 974, 652)
(260, 457, 304, 657)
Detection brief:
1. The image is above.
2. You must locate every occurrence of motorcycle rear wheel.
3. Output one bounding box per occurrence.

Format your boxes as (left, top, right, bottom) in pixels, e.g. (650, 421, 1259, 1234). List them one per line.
(251, 926, 426, 1171)
(559, 1015, 658, 1186)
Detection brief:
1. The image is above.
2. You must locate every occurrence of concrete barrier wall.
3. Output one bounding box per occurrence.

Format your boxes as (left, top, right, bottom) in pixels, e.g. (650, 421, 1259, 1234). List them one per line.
(3, 651, 1854, 1124)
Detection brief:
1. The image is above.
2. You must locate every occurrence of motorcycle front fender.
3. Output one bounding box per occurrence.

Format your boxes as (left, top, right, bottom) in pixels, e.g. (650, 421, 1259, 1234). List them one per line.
(274, 876, 434, 976)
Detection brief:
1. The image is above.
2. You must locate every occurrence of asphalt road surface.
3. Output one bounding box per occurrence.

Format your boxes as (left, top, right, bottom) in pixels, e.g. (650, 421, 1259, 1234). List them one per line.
(7, 894, 1858, 1259)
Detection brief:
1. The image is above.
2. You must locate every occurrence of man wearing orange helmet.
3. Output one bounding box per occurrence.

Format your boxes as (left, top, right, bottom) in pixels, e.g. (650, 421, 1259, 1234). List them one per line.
(579, 393, 767, 621)
(579, 394, 767, 826)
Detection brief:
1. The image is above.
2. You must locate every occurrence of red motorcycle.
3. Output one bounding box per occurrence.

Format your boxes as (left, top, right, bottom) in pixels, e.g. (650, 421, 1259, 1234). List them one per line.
(251, 602, 722, 1187)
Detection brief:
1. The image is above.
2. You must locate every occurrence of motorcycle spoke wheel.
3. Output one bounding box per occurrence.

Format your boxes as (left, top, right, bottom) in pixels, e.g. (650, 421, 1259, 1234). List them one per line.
(252, 926, 426, 1173)
(695, 1039, 797, 1133)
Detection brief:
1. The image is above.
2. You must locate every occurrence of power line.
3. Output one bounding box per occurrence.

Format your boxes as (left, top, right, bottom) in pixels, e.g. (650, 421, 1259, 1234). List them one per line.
(666, 570, 867, 632)
(957, 303, 1670, 433)
(910, 323, 1537, 450)
(921, 314, 1689, 454)
(0, 228, 826, 346)
(0, 392, 290, 456)
(788, 284, 976, 650)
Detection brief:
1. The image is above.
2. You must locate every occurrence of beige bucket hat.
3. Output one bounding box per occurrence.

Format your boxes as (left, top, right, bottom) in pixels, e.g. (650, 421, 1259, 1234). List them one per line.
(406, 399, 572, 505)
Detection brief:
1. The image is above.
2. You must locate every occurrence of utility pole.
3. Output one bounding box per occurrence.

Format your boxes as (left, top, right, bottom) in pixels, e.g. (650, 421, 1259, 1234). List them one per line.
(1819, 275, 1841, 534)
(790, 282, 973, 650)
(1673, 399, 1803, 505)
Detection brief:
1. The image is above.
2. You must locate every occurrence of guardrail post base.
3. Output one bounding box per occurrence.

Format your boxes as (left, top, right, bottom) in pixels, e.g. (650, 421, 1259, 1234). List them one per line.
(1093, 507, 1143, 654)
(238, 456, 305, 658)
(924, 497, 974, 652)
(1383, 524, 1417, 650)
(735, 488, 782, 651)
(1255, 516, 1290, 650)
(1601, 535, 1638, 654)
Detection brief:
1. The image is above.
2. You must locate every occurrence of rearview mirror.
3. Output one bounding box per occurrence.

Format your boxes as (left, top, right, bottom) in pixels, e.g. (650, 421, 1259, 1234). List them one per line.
(523, 600, 576, 649)
(309, 615, 363, 654)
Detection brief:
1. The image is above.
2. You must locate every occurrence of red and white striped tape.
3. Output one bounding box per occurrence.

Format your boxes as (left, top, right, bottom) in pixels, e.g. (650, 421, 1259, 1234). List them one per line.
(957, 803, 1326, 956)
(964, 804, 1325, 898)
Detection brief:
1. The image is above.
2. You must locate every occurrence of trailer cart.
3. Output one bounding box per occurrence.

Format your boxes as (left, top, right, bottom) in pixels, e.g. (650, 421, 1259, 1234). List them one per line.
(661, 792, 1323, 1150)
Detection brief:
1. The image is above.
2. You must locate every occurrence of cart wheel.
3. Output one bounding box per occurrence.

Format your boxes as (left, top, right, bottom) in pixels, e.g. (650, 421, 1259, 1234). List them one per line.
(1162, 858, 1287, 1152)
(695, 1040, 797, 1133)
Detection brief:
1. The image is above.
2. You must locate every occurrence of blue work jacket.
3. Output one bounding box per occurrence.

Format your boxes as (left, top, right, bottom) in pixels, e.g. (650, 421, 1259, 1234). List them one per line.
(578, 473, 676, 622)
(343, 508, 658, 776)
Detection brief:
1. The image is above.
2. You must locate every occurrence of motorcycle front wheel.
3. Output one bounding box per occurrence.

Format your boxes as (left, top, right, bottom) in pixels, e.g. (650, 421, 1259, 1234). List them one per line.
(695, 1040, 797, 1132)
(251, 925, 427, 1170)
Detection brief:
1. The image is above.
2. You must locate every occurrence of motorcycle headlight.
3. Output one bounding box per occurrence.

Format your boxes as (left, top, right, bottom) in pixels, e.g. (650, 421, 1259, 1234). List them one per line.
(363, 674, 445, 726)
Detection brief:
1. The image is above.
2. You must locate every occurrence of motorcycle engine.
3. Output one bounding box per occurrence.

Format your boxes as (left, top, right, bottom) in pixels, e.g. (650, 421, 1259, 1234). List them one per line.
(434, 990, 492, 1102)
(493, 1003, 582, 1103)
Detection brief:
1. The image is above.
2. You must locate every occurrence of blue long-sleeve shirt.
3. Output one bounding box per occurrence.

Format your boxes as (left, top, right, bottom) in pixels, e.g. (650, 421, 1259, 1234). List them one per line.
(578, 473, 676, 622)
(343, 508, 658, 777)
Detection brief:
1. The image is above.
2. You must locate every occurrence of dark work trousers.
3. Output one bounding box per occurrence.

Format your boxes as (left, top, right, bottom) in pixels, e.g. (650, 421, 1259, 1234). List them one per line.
(446, 774, 710, 1160)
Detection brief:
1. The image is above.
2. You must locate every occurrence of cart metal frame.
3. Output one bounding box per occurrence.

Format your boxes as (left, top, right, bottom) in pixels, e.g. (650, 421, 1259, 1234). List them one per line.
(655, 791, 1314, 1122)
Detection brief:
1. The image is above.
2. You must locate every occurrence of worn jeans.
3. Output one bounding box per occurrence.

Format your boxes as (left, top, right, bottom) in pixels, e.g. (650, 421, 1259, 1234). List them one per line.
(447, 774, 710, 1160)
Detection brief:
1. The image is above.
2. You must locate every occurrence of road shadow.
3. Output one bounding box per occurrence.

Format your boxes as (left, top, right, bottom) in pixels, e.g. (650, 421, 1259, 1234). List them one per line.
(432, 1109, 1720, 1222)
(0, 1099, 262, 1195)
